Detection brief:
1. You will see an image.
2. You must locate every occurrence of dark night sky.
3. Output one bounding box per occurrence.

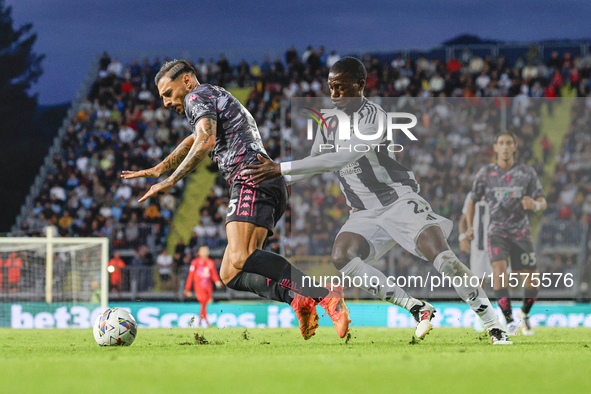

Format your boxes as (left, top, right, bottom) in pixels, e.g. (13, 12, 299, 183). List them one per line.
(8, 0, 591, 104)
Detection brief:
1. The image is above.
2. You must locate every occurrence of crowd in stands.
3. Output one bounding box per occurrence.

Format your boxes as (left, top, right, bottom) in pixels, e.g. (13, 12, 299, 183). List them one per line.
(539, 95, 591, 291)
(15, 44, 591, 296)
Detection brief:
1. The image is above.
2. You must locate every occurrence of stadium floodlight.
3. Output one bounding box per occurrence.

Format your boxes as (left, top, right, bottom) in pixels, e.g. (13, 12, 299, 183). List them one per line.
(0, 227, 108, 313)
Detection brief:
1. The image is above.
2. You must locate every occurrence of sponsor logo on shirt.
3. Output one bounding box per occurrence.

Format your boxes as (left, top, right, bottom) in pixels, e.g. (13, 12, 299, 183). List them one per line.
(191, 103, 210, 121)
(493, 187, 523, 200)
(339, 161, 362, 177)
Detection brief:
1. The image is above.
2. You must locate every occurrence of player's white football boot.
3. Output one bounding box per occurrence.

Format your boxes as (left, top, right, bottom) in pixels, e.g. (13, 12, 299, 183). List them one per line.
(518, 310, 535, 336)
(489, 327, 513, 345)
(506, 320, 520, 336)
(410, 301, 436, 339)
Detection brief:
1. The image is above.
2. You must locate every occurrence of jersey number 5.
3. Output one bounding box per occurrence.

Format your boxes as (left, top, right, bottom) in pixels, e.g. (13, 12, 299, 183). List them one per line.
(227, 198, 238, 216)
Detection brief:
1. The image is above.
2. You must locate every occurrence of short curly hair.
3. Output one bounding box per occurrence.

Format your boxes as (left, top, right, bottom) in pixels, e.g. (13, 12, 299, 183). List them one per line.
(329, 57, 367, 83)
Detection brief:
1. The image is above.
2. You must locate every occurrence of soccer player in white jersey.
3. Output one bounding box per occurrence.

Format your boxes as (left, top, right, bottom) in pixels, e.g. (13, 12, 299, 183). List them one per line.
(459, 192, 493, 331)
(244, 57, 512, 344)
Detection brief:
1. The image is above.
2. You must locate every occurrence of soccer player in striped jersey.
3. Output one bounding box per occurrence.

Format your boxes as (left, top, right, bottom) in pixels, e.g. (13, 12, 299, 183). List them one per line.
(244, 57, 512, 344)
(459, 192, 493, 331)
(466, 131, 546, 336)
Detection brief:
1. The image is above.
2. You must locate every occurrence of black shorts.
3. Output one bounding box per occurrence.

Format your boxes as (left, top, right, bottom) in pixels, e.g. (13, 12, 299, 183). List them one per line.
(488, 233, 537, 271)
(226, 176, 288, 235)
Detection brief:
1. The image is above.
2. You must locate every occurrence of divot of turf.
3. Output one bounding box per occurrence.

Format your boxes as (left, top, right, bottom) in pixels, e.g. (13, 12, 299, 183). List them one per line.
(477, 332, 489, 341)
(409, 336, 419, 345)
(194, 332, 209, 345)
(344, 332, 352, 344)
(242, 329, 250, 340)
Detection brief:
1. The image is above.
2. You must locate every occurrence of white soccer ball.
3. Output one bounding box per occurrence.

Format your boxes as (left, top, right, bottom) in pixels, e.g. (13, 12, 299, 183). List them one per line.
(93, 308, 138, 346)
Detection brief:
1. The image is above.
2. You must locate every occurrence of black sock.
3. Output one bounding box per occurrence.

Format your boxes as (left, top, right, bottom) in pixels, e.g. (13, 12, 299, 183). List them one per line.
(522, 287, 538, 314)
(496, 288, 513, 323)
(242, 249, 329, 300)
(226, 271, 293, 304)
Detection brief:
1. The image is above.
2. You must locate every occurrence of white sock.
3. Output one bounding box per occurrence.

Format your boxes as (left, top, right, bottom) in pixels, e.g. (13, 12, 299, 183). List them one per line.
(433, 250, 498, 328)
(340, 257, 421, 311)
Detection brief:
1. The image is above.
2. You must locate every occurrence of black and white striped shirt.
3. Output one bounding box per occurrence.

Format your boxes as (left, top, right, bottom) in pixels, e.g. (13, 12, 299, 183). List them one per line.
(282, 98, 419, 210)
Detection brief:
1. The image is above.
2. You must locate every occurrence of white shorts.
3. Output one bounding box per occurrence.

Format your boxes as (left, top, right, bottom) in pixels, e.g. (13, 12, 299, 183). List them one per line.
(470, 248, 493, 279)
(337, 192, 454, 262)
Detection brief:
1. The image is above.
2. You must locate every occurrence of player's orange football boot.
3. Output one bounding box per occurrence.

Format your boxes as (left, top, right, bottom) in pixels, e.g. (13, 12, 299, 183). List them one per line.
(318, 286, 350, 338)
(290, 293, 319, 340)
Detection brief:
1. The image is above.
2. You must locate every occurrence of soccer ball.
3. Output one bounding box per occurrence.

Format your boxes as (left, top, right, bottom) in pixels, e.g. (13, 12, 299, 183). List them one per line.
(93, 308, 137, 346)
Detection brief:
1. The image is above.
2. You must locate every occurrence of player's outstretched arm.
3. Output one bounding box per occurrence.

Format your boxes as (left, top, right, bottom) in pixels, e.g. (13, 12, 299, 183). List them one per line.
(243, 131, 375, 184)
(138, 118, 217, 202)
(242, 121, 326, 185)
(121, 134, 196, 179)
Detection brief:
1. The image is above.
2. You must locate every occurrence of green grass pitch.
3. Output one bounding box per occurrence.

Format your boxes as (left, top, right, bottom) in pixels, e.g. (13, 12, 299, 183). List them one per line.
(1, 327, 590, 393)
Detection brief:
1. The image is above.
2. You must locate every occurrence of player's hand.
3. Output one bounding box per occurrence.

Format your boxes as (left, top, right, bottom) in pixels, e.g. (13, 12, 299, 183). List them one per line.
(215, 281, 223, 289)
(184, 290, 192, 297)
(121, 166, 161, 179)
(460, 238, 471, 253)
(138, 179, 175, 202)
(240, 154, 281, 185)
(521, 196, 535, 210)
(465, 227, 474, 240)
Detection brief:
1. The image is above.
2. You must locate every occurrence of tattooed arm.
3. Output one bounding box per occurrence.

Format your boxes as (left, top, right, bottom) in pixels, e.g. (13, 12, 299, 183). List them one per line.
(138, 118, 217, 202)
(121, 134, 195, 179)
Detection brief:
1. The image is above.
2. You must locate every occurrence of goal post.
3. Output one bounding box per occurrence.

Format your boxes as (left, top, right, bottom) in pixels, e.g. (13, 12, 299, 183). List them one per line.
(0, 227, 109, 320)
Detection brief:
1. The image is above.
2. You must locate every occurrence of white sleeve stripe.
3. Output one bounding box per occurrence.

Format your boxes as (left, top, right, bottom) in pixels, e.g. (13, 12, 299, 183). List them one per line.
(361, 105, 375, 125)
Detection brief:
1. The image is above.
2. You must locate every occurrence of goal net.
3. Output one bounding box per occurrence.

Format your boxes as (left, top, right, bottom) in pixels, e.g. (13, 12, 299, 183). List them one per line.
(0, 227, 108, 328)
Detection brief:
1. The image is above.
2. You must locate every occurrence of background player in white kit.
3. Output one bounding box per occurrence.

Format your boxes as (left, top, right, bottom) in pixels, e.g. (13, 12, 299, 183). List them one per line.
(244, 57, 512, 344)
(459, 192, 493, 332)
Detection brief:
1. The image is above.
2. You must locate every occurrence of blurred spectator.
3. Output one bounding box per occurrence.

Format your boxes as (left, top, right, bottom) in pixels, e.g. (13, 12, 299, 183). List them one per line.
(326, 50, 341, 68)
(108, 252, 125, 293)
(173, 238, 188, 272)
(4, 252, 23, 293)
(250, 62, 261, 79)
(58, 211, 73, 235)
(157, 249, 173, 284)
(446, 55, 461, 75)
(302, 46, 313, 63)
(99, 52, 111, 71)
(285, 46, 298, 65)
(107, 58, 124, 78)
(459, 47, 472, 65)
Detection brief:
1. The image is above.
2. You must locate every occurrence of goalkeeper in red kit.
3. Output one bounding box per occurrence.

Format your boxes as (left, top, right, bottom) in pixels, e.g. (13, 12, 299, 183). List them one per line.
(184, 246, 223, 327)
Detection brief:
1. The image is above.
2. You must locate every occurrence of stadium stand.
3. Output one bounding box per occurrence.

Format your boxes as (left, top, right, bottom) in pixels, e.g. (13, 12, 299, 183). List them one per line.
(8, 42, 591, 300)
